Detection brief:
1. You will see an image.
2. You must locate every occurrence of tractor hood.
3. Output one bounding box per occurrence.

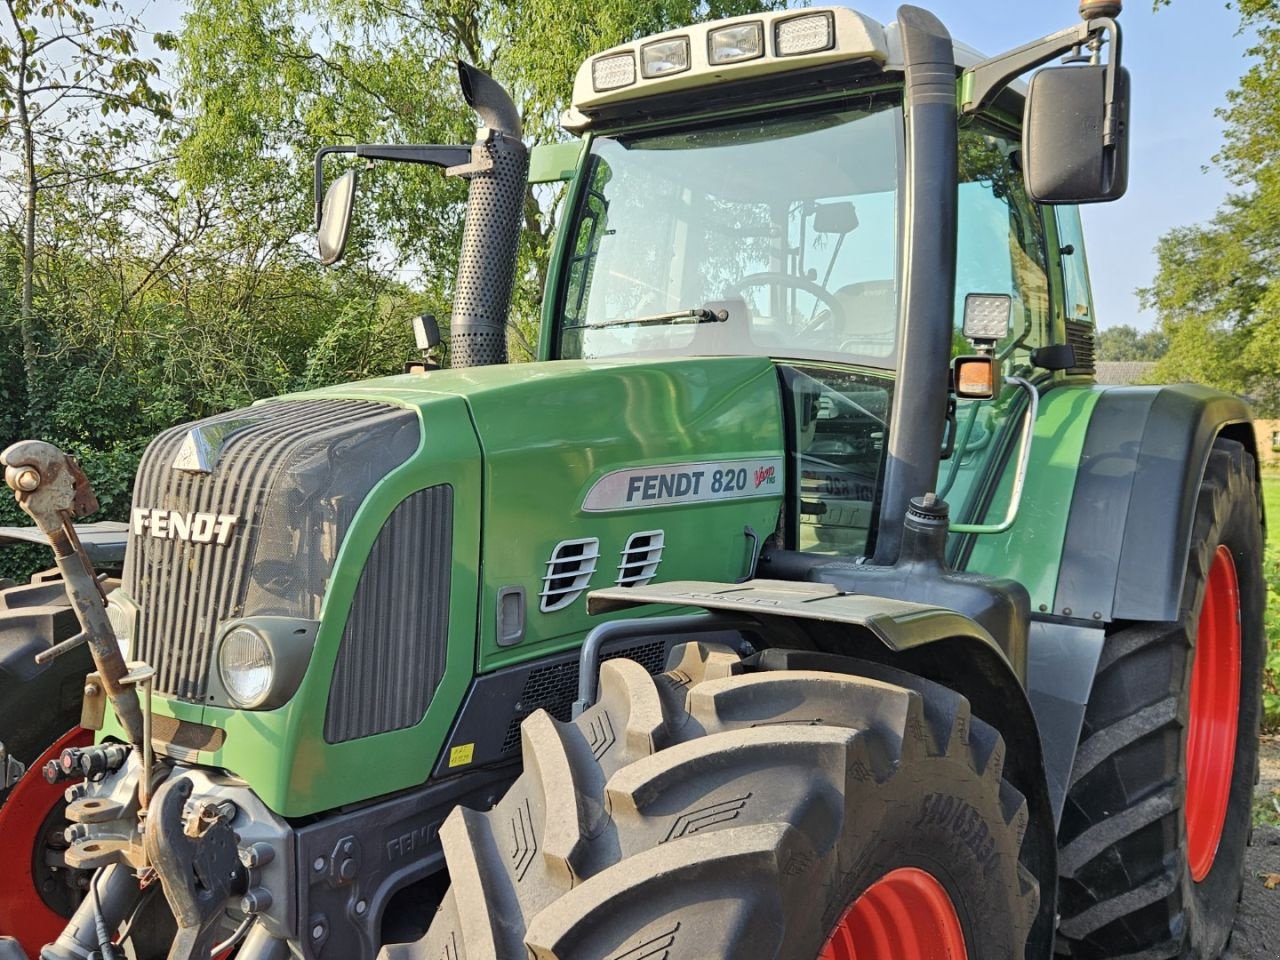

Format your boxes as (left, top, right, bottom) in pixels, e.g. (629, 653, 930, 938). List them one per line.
(104, 355, 786, 815)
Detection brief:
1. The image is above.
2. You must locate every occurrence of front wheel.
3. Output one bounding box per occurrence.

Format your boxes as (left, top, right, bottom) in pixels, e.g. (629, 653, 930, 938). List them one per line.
(388, 644, 1038, 959)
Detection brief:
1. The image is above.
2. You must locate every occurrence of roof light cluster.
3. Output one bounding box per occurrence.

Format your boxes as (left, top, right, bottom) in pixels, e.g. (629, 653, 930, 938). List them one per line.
(590, 11, 839, 93)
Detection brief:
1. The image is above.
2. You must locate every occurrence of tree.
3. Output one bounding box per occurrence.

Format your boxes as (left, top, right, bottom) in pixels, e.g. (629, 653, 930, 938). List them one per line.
(174, 0, 786, 361)
(1143, 0, 1280, 415)
(0, 0, 174, 414)
(1096, 324, 1168, 362)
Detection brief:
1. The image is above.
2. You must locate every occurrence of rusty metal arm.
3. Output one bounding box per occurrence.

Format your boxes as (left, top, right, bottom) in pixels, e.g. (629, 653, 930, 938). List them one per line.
(1, 440, 143, 744)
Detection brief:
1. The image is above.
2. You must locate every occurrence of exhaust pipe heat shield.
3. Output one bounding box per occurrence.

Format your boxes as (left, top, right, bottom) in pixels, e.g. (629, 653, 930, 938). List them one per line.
(450, 62, 529, 368)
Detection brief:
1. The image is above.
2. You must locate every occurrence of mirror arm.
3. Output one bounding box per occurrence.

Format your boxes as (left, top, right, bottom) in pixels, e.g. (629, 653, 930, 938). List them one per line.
(312, 143, 473, 229)
(960, 18, 1121, 126)
(354, 144, 471, 168)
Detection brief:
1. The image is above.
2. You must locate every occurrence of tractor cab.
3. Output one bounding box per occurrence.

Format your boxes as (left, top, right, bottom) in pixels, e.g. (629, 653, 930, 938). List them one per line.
(542, 5, 1118, 561)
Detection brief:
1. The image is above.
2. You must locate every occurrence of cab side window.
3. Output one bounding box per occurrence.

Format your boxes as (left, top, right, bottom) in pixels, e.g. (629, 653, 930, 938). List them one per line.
(942, 124, 1052, 522)
(1055, 205, 1095, 326)
(955, 125, 1051, 366)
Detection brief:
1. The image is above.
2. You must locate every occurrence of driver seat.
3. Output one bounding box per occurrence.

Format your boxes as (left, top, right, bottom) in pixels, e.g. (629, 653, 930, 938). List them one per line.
(832, 280, 897, 357)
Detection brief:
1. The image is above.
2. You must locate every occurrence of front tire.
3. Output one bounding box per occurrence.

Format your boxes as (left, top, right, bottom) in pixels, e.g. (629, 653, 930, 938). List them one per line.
(1055, 438, 1266, 958)
(391, 644, 1038, 959)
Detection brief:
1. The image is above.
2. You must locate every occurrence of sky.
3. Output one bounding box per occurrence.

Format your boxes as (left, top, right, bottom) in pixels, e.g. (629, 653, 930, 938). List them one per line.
(123, 0, 1255, 332)
(839, 0, 1256, 330)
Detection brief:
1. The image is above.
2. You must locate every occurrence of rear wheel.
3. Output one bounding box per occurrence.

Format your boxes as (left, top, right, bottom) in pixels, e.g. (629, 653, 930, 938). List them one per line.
(386, 643, 1037, 959)
(1055, 438, 1265, 958)
(0, 727, 92, 957)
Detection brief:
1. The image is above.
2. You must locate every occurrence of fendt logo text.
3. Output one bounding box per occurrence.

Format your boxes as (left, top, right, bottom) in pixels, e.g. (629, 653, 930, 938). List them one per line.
(130, 508, 240, 545)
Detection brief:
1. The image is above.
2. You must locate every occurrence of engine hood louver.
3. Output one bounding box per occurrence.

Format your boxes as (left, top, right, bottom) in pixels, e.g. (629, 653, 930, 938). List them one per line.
(540, 538, 599, 612)
(617, 530, 665, 587)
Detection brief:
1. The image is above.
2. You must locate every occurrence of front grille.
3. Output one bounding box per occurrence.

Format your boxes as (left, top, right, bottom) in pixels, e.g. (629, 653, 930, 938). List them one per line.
(124, 400, 419, 700)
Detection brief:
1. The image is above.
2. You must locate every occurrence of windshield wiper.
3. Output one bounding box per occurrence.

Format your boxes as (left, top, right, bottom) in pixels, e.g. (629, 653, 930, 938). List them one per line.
(564, 307, 729, 331)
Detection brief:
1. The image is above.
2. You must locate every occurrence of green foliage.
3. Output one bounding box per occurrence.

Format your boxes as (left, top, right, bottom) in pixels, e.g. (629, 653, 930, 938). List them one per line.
(1095, 324, 1168, 362)
(1263, 472, 1280, 731)
(1144, 2, 1280, 415)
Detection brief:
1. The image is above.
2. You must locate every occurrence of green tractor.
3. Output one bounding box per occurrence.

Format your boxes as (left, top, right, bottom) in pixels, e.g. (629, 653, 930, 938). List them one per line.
(0, 2, 1266, 959)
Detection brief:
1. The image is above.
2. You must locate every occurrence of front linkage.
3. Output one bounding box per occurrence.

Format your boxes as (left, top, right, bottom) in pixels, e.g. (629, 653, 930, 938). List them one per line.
(2, 445, 284, 959)
(0, 444, 279, 960)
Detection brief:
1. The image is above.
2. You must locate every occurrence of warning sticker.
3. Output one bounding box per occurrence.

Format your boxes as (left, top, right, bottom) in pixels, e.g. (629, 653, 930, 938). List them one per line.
(448, 743, 475, 768)
(582, 458, 784, 513)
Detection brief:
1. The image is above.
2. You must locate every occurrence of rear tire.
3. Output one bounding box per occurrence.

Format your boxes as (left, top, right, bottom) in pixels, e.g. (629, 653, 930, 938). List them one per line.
(389, 643, 1037, 959)
(1055, 438, 1265, 958)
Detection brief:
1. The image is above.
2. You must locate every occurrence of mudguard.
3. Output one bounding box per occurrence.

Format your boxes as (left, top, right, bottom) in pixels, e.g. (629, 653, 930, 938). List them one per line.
(1054, 384, 1257, 623)
(0, 521, 128, 571)
(0, 578, 96, 792)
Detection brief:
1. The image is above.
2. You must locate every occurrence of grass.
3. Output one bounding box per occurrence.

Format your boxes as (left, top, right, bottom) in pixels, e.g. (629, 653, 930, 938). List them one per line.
(1263, 470, 1280, 732)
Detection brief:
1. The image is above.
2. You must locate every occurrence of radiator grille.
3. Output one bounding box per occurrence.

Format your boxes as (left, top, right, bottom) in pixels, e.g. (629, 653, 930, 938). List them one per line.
(324, 486, 452, 743)
(1065, 319, 1096, 376)
(124, 400, 419, 700)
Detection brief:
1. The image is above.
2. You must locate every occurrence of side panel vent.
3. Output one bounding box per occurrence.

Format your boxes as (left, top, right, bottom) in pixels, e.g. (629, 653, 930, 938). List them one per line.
(499, 639, 671, 753)
(539, 538, 599, 612)
(1065, 319, 1096, 375)
(324, 485, 452, 743)
(617, 530, 665, 587)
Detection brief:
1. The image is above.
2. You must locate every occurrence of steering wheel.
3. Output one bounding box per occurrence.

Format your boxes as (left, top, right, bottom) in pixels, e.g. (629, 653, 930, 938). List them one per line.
(729, 271, 847, 337)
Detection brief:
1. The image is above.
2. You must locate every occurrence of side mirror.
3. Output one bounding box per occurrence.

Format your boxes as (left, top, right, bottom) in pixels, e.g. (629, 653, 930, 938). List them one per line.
(318, 169, 359, 266)
(1023, 63, 1130, 204)
(412, 313, 441, 352)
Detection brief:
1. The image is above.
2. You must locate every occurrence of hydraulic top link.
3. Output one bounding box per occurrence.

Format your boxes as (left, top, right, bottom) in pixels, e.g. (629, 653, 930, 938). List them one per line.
(1, 440, 144, 745)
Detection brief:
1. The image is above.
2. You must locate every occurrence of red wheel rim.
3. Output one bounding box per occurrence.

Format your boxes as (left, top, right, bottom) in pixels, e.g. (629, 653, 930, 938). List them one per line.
(0, 727, 92, 957)
(1185, 544, 1241, 883)
(818, 867, 968, 960)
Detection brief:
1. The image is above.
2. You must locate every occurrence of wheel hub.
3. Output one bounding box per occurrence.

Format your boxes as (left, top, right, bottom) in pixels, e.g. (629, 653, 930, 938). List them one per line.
(819, 867, 968, 960)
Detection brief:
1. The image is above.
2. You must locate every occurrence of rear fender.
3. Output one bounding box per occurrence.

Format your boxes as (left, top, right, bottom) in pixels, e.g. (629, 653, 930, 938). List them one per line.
(1055, 384, 1256, 623)
(0, 578, 97, 776)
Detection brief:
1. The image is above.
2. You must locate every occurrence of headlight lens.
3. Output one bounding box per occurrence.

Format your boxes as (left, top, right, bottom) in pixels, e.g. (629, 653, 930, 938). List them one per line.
(106, 591, 137, 661)
(775, 12, 835, 56)
(640, 37, 690, 78)
(592, 53, 636, 92)
(708, 22, 764, 65)
(218, 626, 274, 707)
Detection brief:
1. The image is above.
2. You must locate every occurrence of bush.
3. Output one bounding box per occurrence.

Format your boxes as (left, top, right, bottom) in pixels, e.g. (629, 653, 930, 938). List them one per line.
(1265, 540, 1280, 731)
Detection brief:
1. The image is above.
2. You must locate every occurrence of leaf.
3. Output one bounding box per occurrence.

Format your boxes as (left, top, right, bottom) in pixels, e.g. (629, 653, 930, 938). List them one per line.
(1264, 873, 1280, 890)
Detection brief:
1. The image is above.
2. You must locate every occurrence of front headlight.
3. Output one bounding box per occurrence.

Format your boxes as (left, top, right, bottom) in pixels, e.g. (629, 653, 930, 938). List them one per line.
(106, 590, 138, 661)
(218, 626, 274, 708)
(210, 617, 318, 711)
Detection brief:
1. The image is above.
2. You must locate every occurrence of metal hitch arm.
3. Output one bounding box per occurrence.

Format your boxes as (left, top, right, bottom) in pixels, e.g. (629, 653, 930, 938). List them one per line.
(1, 440, 143, 744)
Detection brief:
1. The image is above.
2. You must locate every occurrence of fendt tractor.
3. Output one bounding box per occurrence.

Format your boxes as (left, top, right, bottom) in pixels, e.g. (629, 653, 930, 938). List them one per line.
(0, 2, 1267, 959)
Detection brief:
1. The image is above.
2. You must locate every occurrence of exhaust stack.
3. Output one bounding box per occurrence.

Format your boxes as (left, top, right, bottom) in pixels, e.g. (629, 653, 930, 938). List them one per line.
(449, 61, 529, 368)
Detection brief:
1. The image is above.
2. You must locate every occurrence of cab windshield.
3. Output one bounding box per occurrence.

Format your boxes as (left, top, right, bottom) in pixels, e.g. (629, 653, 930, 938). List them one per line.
(555, 93, 904, 367)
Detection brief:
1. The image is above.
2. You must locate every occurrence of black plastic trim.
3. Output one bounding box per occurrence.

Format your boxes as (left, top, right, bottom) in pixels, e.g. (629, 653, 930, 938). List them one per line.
(432, 629, 708, 778)
(577, 59, 886, 132)
(1055, 384, 1254, 622)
